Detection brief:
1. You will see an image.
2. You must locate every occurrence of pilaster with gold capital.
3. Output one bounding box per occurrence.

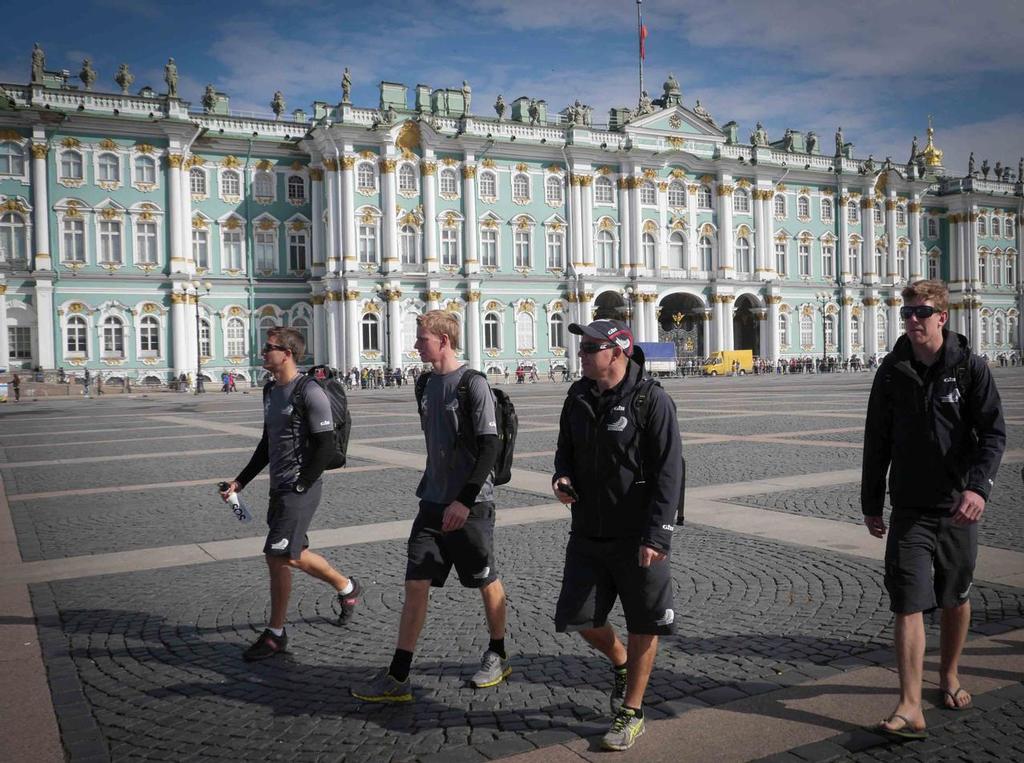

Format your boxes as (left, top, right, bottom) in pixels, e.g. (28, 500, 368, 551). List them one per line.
(29, 137, 52, 271)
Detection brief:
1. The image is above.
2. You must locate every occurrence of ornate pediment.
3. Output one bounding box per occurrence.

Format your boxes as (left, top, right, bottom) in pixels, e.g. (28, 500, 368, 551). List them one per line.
(624, 105, 725, 141)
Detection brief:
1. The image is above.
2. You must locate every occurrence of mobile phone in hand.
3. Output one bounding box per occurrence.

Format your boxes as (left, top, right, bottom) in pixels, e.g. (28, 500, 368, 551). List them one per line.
(560, 484, 579, 501)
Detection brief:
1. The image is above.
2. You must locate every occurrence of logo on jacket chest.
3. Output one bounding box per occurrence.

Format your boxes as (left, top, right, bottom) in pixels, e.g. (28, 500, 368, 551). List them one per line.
(606, 405, 629, 432)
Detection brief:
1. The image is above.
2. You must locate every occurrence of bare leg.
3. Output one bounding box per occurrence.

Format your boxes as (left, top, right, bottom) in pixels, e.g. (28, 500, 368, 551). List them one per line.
(479, 579, 506, 640)
(288, 548, 349, 591)
(939, 601, 972, 708)
(882, 612, 927, 731)
(623, 633, 659, 709)
(579, 624, 628, 667)
(267, 555, 293, 630)
(396, 579, 432, 652)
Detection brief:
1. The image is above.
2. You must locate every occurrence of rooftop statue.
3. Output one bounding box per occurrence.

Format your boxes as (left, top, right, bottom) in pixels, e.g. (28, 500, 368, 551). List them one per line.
(968, 152, 976, 177)
(494, 94, 505, 121)
(636, 90, 654, 115)
(693, 98, 713, 124)
(528, 98, 540, 125)
(664, 72, 680, 94)
(1019, 157, 1023, 182)
(341, 67, 351, 103)
(751, 121, 768, 147)
(835, 126, 844, 156)
(806, 131, 818, 155)
(165, 58, 178, 98)
(909, 135, 919, 162)
(202, 84, 217, 113)
(271, 91, 285, 119)
(31, 43, 44, 83)
(79, 59, 96, 91)
(995, 161, 1003, 180)
(981, 159, 990, 179)
(783, 128, 795, 152)
(462, 80, 471, 115)
(115, 63, 134, 95)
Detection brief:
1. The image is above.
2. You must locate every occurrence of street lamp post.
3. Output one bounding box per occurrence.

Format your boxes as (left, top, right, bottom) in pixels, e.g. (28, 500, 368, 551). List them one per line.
(814, 290, 831, 372)
(192, 279, 212, 394)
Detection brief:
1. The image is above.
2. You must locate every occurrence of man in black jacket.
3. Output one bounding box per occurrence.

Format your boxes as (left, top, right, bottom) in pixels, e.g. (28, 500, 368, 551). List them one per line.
(552, 319, 683, 751)
(862, 280, 1005, 738)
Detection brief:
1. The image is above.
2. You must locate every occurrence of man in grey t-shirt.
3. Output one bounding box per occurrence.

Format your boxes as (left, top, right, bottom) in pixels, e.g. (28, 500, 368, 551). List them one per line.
(352, 310, 509, 703)
(221, 327, 362, 661)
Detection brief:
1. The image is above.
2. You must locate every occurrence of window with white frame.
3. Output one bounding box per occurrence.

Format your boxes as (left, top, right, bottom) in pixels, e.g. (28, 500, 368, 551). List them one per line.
(669, 231, 685, 269)
(222, 229, 243, 271)
(357, 162, 375, 191)
(441, 227, 459, 267)
(775, 240, 787, 275)
(700, 235, 714, 271)
(199, 318, 211, 357)
(1011, 317, 1019, 345)
(193, 228, 209, 269)
(190, 168, 207, 195)
(594, 176, 614, 204)
(135, 220, 158, 264)
(226, 317, 245, 356)
(979, 253, 988, 284)
(977, 216, 987, 236)
(995, 315, 1005, 345)
(8, 326, 31, 360)
(253, 171, 274, 198)
(292, 316, 310, 353)
(851, 314, 862, 346)
(514, 229, 531, 268)
(847, 241, 860, 276)
(981, 315, 990, 346)
(640, 181, 656, 205)
(800, 312, 813, 346)
(877, 311, 887, 350)
(62, 218, 86, 262)
(773, 194, 786, 217)
(642, 232, 656, 269)
(289, 231, 308, 271)
(797, 196, 810, 219)
(66, 315, 88, 354)
(927, 217, 938, 238)
(1006, 218, 1014, 239)
(361, 313, 380, 351)
(0, 142, 25, 175)
(733, 188, 750, 213)
(669, 181, 686, 207)
(221, 170, 240, 198)
(821, 197, 834, 222)
(992, 217, 1001, 238)
(398, 165, 417, 194)
(60, 150, 83, 181)
(97, 153, 120, 183)
(399, 225, 418, 264)
(549, 313, 565, 348)
(799, 242, 811, 276)
(824, 314, 836, 348)
(102, 316, 124, 355)
(546, 229, 564, 269)
(134, 155, 156, 185)
(993, 253, 1003, 286)
(439, 168, 459, 196)
(874, 247, 884, 277)
(545, 176, 563, 205)
(737, 236, 752, 273)
(479, 170, 497, 199)
(1008, 251, 1017, 285)
(402, 311, 418, 353)
(778, 313, 789, 347)
(358, 222, 378, 264)
(255, 230, 276, 271)
(896, 244, 907, 279)
(516, 311, 535, 351)
(697, 185, 712, 209)
(512, 173, 530, 202)
(597, 229, 615, 269)
(140, 315, 160, 355)
(0, 213, 27, 262)
(847, 200, 859, 224)
(928, 255, 939, 280)
(484, 313, 501, 350)
(822, 243, 835, 279)
(99, 220, 122, 263)
(480, 227, 498, 267)
(258, 316, 276, 348)
(873, 203, 883, 225)
(287, 175, 305, 202)
(896, 205, 907, 226)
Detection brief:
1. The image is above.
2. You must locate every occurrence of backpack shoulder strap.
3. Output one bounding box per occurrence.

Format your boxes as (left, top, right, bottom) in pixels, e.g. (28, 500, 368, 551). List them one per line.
(955, 358, 973, 400)
(455, 369, 488, 442)
(631, 377, 661, 432)
(414, 371, 432, 411)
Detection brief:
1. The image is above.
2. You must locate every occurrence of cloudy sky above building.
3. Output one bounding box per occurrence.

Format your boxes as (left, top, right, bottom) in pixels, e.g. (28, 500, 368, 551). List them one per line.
(2, 0, 1022, 176)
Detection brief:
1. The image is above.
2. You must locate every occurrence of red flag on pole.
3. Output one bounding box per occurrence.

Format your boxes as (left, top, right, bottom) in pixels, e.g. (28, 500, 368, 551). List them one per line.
(640, 24, 648, 60)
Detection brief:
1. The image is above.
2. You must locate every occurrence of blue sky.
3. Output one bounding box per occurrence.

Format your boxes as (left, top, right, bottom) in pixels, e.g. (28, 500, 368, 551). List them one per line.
(3, 0, 1022, 176)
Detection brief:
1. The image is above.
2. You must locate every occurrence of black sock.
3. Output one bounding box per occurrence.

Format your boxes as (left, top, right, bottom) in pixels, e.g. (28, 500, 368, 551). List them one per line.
(624, 704, 643, 718)
(613, 663, 627, 674)
(488, 638, 506, 659)
(388, 649, 413, 682)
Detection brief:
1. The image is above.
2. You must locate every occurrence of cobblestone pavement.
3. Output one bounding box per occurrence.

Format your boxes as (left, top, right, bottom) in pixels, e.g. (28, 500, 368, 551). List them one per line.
(3, 369, 1023, 762)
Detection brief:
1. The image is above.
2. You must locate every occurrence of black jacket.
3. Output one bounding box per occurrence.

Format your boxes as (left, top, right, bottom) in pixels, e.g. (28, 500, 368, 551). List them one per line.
(861, 330, 1005, 516)
(553, 359, 683, 552)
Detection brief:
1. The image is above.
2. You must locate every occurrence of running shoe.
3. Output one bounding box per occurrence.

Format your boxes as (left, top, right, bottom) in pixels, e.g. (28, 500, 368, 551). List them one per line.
(470, 649, 512, 688)
(243, 628, 287, 662)
(610, 667, 627, 714)
(338, 577, 362, 626)
(350, 668, 413, 703)
(601, 707, 645, 751)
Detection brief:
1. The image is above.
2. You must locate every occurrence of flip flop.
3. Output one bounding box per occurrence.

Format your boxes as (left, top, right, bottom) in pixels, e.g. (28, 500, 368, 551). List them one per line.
(943, 687, 973, 711)
(875, 713, 928, 740)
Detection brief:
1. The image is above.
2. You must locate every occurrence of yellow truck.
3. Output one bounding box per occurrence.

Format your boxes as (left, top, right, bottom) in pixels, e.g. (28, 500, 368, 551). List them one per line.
(703, 350, 754, 376)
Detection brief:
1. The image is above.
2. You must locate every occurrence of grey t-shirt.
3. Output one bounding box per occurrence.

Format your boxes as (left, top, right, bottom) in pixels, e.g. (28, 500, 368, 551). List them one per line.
(416, 365, 498, 505)
(265, 376, 334, 489)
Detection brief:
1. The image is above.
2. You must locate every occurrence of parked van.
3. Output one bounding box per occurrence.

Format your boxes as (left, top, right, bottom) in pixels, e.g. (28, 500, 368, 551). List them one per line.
(703, 350, 754, 376)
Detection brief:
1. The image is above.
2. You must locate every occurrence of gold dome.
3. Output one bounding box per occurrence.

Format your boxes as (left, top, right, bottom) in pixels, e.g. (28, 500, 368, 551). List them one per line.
(922, 119, 943, 167)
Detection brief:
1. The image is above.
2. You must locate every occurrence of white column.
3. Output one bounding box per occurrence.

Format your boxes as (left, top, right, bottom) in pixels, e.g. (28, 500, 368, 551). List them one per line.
(948, 215, 961, 284)
(570, 175, 583, 268)
(685, 183, 698, 272)
(311, 168, 326, 277)
(463, 163, 479, 274)
(840, 297, 853, 360)
(180, 159, 193, 272)
(967, 208, 980, 286)
(323, 162, 339, 272)
(909, 197, 922, 281)
(702, 308, 713, 356)
(171, 291, 188, 374)
(766, 296, 780, 362)
(341, 157, 356, 273)
(327, 292, 342, 370)
(838, 190, 850, 283)
(710, 297, 723, 353)
(628, 179, 642, 277)
(167, 154, 186, 274)
(386, 288, 403, 369)
(722, 295, 734, 351)
(886, 296, 900, 350)
(969, 300, 982, 350)
(426, 287, 440, 312)
(422, 161, 438, 273)
(885, 194, 898, 283)
(0, 283, 9, 369)
(344, 289, 360, 371)
(656, 186, 668, 273)
(186, 293, 199, 376)
(646, 294, 658, 341)
(753, 189, 766, 277)
(864, 298, 879, 358)
(312, 294, 327, 366)
(466, 290, 482, 370)
(861, 195, 876, 284)
(580, 291, 594, 325)
(581, 176, 594, 267)
(567, 295, 579, 376)
(763, 190, 776, 278)
(717, 177, 735, 278)
(629, 293, 644, 342)
(34, 280, 55, 369)
(380, 157, 398, 273)
(30, 142, 52, 271)
(617, 177, 631, 273)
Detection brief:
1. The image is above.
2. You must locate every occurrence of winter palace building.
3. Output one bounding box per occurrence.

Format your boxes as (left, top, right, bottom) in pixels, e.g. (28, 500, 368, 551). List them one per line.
(1, 50, 1022, 384)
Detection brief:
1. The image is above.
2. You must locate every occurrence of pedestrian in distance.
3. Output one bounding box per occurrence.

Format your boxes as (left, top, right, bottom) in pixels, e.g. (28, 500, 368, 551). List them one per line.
(552, 319, 683, 751)
(220, 326, 362, 661)
(11, 372, 21, 402)
(351, 309, 509, 703)
(83, 368, 92, 398)
(862, 279, 1005, 739)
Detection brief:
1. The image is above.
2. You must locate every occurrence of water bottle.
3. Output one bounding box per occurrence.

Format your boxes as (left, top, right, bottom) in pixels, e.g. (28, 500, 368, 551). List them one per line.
(218, 482, 254, 523)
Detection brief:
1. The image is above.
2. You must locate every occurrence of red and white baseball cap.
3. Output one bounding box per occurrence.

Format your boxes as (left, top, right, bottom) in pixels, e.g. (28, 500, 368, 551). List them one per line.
(568, 319, 634, 356)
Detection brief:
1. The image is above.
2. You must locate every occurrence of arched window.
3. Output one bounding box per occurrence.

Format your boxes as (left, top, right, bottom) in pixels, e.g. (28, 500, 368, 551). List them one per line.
(226, 317, 246, 356)
(358, 221, 378, 264)
(928, 254, 940, 280)
(668, 231, 685, 269)
(877, 311, 888, 351)
(135, 220, 158, 264)
(361, 313, 380, 351)
(773, 194, 786, 217)
(62, 218, 86, 262)
(1010, 317, 1019, 346)
(980, 316, 990, 346)
(775, 240, 787, 275)
(700, 235, 714, 271)
(641, 232, 656, 269)
(995, 315, 1005, 345)
(514, 229, 531, 268)
(800, 312, 813, 346)
(824, 314, 836, 348)
(134, 155, 156, 184)
(255, 229, 276, 271)
(102, 316, 124, 355)
(398, 164, 416, 193)
(697, 185, 712, 209)
(480, 227, 498, 267)
(927, 217, 938, 238)
(1005, 218, 1014, 239)
(221, 170, 240, 197)
(545, 176, 563, 205)
(512, 173, 530, 202)
(479, 170, 497, 199)
(516, 312, 535, 351)
(190, 168, 207, 195)
(140, 315, 160, 355)
(977, 216, 987, 237)
(99, 219, 123, 263)
(822, 242, 835, 279)
(253, 171, 274, 198)
(821, 197, 834, 222)
(66, 315, 88, 354)
(594, 176, 614, 204)
(640, 181, 656, 205)
(287, 175, 305, 201)
(357, 162, 375, 191)
(60, 150, 83, 180)
(896, 205, 907, 226)
(847, 200, 859, 224)
(851, 314, 862, 346)
(992, 217, 1001, 238)
(797, 196, 810, 219)
(98, 153, 120, 182)
(292, 316, 310, 353)
(549, 313, 565, 349)
(778, 313, 789, 348)
(439, 167, 459, 196)
(399, 224, 418, 264)
(736, 236, 752, 273)
(668, 181, 686, 207)
(546, 230, 564, 269)
(1007, 251, 1017, 286)
(199, 318, 212, 357)
(733, 188, 750, 213)
(222, 227, 243, 270)
(978, 253, 987, 284)
(847, 240, 860, 277)
(258, 316, 276, 347)
(799, 241, 812, 276)
(896, 244, 907, 279)
(441, 227, 459, 267)
(873, 202, 883, 225)
(0, 213, 27, 262)
(288, 230, 308, 271)
(597, 229, 615, 269)
(484, 313, 501, 350)
(0, 142, 25, 176)
(874, 247, 884, 277)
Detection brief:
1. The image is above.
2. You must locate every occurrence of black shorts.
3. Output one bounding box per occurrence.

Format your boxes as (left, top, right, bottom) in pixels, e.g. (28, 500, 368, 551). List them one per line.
(884, 510, 978, 614)
(406, 500, 498, 588)
(555, 534, 675, 636)
(263, 482, 322, 560)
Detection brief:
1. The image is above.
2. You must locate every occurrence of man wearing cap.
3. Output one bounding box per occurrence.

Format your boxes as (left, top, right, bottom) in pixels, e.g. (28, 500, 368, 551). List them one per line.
(551, 319, 683, 751)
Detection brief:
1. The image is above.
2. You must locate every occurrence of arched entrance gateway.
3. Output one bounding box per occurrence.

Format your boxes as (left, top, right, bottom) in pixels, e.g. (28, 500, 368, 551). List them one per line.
(593, 290, 627, 322)
(733, 294, 761, 356)
(658, 293, 705, 360)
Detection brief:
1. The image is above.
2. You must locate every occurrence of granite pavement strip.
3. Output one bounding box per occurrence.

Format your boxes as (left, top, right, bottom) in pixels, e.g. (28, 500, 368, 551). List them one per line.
(1, 374, 1022, 762)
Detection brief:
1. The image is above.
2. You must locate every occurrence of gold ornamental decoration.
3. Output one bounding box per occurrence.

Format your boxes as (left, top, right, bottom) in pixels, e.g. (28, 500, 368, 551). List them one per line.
(257, 219, 276, 231)
(466, 290, 481, 302)
(515, 163, 529, 172)
(643, 168, 657, 179)
(481, 158, 496, 169)
(169, 293, 187, 305)
(425, 290, 442, 302)
(322, 158, 338, 171)
(167, 154, 184, 169)
(419, 161, 436, 176)
(716, 185, 734, 196)
(223, 218, 242, 230)
(344, 290, 360, 301)
(229, 306, 244, 316)
(98, 138, 118, 150)
(862, 297, 879, 306)
(31, 143, 48, 159)
(256, 159, 273, 171)
(222, 156, 241, 169)
(192, 216, 208, 229)
(61, 137, 81, 148)
(885, 199, 898, 210)
(378, 158, 396, 173)
(360, 150, 376, 160)
(311, 294, 325, 305)
(462, 165, 477, 179)
(310, 168, 323, 181)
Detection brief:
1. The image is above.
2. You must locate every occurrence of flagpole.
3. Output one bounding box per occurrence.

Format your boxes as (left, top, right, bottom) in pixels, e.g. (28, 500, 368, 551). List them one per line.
(637, 0, 644, 103)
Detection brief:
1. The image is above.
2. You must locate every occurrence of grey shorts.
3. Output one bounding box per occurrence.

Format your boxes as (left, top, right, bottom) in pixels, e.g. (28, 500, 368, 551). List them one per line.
(406, 500, 498, 588)
(555, 534, 675, 636)
(884, 510, 977, 614)
(263, 482, 322, 560)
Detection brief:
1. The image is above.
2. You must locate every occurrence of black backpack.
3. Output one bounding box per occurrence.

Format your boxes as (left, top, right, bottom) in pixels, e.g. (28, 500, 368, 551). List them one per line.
(632, 377, 687, 525)
(265, 366, 351, 470)
(415, 368, 518, 486)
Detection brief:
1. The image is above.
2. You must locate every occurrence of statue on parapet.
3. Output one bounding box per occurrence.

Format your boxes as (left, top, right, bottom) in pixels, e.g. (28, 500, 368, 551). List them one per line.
(968, 152, 976, 177)
(693, 98, 713, 124)
(202, 84, 217, 113)
(271, 91, 285, 119)
(981, 159, 990, 179)
(115, 63, 134, 94)
(637, 90, 654, 115)
(528, 98, 540, 125)
(494, 94, 505, 121)
(909, 135, 919, 163)
(863, 155, 876, 174)
(79, 59, 96, 91)
(462, 80, 471, 115)
(165, 58, 178, 98)
(835, 126, 844, 156)
(806, 131, 818, 154)
(1019, 157, 1023, 183)
(995, 161, 1003, 181)
(783, 128, 795, 152)
(31, 43, 44, 83)
(341, 67, 352, 103)
(750, 121, 768, 147)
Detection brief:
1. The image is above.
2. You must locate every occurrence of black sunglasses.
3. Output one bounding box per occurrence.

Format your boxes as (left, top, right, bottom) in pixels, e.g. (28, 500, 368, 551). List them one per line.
(579, 341, 615, 355)
(900, 305, 941, 320)
(261, 342, 290, 354)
